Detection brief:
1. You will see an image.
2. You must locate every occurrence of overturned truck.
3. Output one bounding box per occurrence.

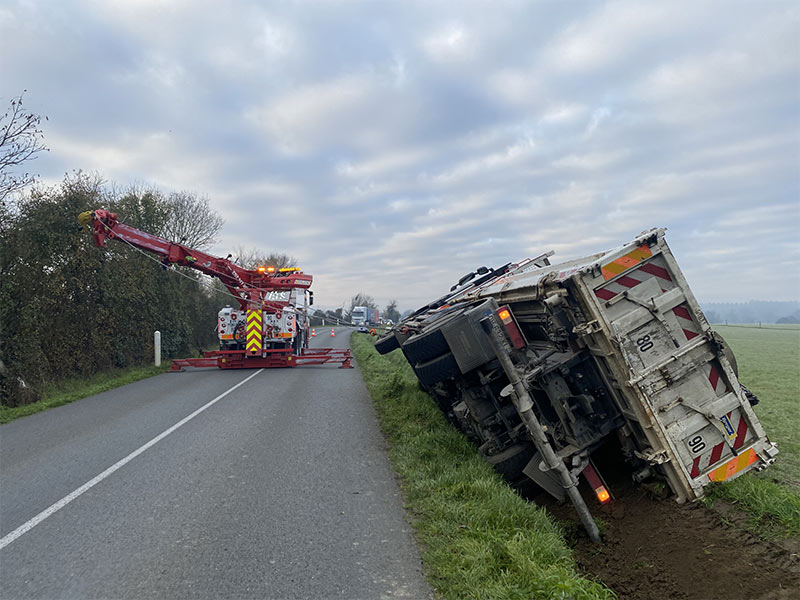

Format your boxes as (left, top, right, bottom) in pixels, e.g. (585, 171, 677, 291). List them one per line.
(376, 228, 777, 541)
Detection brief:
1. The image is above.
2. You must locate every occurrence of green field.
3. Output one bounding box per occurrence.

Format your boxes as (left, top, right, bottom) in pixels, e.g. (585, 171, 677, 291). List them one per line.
(715, 325, 800, 488)
(706, 325, 800, 535)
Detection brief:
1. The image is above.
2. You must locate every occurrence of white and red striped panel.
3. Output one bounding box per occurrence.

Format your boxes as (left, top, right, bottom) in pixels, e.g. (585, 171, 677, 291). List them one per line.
(593, 256, 675, 302)
(688, 410, 750, 479)
(706, 362, 730, 397)
(672, 303, 701, 342)
(593, 257, 706, 348)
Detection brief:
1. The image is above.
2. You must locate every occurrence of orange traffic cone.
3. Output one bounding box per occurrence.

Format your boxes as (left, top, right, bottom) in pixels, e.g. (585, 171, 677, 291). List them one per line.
(330, 328, 335, 337)
(311, 328, 316, 337)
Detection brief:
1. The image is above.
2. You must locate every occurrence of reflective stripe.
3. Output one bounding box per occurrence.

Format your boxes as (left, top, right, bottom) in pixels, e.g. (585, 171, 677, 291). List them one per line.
(601, 245, 652, 280)
(707, 448, 758, 482)
(246, 310, 262, 354)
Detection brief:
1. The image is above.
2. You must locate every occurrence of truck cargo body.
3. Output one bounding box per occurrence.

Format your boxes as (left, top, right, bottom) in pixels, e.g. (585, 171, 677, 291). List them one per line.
(351, 306, 368, 326)
(378, 228, 776, 509)
(368, 308, 380, 326)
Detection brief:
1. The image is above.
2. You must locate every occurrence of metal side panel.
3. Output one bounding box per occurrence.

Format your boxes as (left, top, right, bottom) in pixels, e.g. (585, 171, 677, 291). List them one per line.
(573, 231, 776, 501)
(441, 301, 497, 374)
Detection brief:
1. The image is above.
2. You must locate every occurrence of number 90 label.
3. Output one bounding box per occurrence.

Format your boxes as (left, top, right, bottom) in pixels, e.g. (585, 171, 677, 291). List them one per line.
(685, 434, 707, 454)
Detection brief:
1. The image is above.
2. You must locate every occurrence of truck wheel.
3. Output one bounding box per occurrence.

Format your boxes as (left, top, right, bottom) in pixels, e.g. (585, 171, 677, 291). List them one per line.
(414, 352, 460, 386)
(375, 333, 400, 355)
(486, 444, 536, 482)
(718, 334, 738, 377)
(402, 306, 468, 364)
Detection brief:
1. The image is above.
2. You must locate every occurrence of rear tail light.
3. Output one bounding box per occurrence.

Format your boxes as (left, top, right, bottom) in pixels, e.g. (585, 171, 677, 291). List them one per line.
(583, 462, 612, 504)
(497, 305, 526, 349)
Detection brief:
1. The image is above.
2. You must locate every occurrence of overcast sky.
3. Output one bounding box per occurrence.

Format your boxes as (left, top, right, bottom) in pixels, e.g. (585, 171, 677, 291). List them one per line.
(2, 0, 798, 312)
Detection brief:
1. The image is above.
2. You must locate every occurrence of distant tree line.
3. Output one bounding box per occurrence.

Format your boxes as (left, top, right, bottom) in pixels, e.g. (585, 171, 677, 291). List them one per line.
(0, 172, 230, 406)
(701, 301, 800, 325)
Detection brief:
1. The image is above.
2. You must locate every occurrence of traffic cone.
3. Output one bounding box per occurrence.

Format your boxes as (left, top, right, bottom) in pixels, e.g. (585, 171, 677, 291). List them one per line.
(330, 328, 335, 337)
(311, 328, 316, 337)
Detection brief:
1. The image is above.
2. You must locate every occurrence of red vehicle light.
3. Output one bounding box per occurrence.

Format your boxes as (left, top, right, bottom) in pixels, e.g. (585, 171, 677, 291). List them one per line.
(496, 305, 525, 349)
(583, 462, 612, 504)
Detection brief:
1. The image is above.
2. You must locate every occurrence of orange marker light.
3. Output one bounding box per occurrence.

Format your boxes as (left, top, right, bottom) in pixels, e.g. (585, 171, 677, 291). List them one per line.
(257, 266, 266, 273)
(267, 266, 276, 272)
(498, 309, 511, 321)
(595, 486, 611, 503)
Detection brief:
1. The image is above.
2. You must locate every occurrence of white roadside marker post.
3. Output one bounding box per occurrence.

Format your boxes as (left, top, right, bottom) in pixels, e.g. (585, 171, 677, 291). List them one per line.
(154, 331, 161, 367)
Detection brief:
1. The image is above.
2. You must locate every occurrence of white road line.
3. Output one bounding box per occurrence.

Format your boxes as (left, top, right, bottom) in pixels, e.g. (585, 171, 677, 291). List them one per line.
(0, 369, 263, 551)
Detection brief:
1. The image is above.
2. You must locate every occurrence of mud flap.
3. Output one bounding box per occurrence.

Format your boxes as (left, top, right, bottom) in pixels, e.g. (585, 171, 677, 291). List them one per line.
(523, 451, 565, 501)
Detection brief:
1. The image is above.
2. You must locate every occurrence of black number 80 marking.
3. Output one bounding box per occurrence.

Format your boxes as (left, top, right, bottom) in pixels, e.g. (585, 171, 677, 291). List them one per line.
(636, 334, 654, 352)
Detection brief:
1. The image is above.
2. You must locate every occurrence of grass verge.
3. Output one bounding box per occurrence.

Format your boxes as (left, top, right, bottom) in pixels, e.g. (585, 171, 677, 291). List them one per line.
(704, 325, 800, 538)
(0, 364, 169, 424)
(351, 334, 613, 600)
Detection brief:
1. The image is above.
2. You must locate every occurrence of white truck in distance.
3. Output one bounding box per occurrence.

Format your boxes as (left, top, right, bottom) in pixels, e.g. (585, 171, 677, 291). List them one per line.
(375, 228, 777, 541)
(351, 306, 368, 326)
(352, 306, 379, 326)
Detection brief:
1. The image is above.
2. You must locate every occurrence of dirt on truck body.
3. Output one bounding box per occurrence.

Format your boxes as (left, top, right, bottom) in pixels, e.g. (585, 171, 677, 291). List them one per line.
(376, 227, 778, 539)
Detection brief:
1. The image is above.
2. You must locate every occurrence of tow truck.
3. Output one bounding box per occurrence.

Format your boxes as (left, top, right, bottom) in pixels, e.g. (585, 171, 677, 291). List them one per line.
(78, 209, 352, 370)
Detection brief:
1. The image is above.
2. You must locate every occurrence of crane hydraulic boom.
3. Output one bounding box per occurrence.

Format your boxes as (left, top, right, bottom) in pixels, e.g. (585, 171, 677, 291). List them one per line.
(78, 209, 352, 370)
(78, 209, 311, 312)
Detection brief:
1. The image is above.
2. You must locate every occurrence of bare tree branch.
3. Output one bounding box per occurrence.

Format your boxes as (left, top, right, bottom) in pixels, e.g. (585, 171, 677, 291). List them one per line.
(163, 191, 224, 249)
(231, 245, 298, 270)
(0, 91, 48, 203)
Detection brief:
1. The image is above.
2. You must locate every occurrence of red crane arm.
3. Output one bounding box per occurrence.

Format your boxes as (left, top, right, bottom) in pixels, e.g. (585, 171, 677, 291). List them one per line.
(78, 209, 313, 311)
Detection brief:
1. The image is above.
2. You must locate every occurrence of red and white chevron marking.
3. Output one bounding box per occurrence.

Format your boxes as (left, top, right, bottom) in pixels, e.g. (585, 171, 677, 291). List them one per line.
(706, 362, 730, 397)
(672, 303, 701, 341)
(593, 256, 675, 301)
(688, 410, 750, 478)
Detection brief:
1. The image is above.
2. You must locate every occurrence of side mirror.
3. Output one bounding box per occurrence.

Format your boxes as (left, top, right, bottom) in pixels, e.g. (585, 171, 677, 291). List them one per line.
(308, 291, 314, 306)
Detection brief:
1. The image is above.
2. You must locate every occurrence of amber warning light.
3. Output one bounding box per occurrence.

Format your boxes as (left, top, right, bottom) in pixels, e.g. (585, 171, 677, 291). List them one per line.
(583, 462, 612, 504)
(496, 306, 525, 349)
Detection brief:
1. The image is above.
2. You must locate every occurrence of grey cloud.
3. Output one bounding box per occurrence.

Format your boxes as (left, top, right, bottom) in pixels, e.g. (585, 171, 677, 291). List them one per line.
(1, 0, 797, 311)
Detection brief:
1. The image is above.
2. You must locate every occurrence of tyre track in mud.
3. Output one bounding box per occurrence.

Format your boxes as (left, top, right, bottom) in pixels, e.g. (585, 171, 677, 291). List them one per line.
(527, 479, 799, 600)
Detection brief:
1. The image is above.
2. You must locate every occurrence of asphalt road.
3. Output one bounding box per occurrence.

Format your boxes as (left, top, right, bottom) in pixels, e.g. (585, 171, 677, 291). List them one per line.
(0, 329, 431, 599)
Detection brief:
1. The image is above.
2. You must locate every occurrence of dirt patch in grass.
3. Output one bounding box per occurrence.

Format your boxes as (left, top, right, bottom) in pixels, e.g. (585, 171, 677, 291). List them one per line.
(524, 476, 799, 600)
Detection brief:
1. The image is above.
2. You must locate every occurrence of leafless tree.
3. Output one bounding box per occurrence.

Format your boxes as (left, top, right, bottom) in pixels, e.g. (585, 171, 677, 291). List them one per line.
(0, 91, 48, 204)
(163, 191, 224, 249)
(347, 293, 377, 315)
(231, 245, 298, 270)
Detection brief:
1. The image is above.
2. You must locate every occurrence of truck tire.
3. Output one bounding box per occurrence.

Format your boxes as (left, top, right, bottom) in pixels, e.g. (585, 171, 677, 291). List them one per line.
(718, 334, 738, 377)
(414, 352, 461, 386)
(402, 306, 468, 364)
(486, 443, 536, 482)
(375, 333, 400, 355)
